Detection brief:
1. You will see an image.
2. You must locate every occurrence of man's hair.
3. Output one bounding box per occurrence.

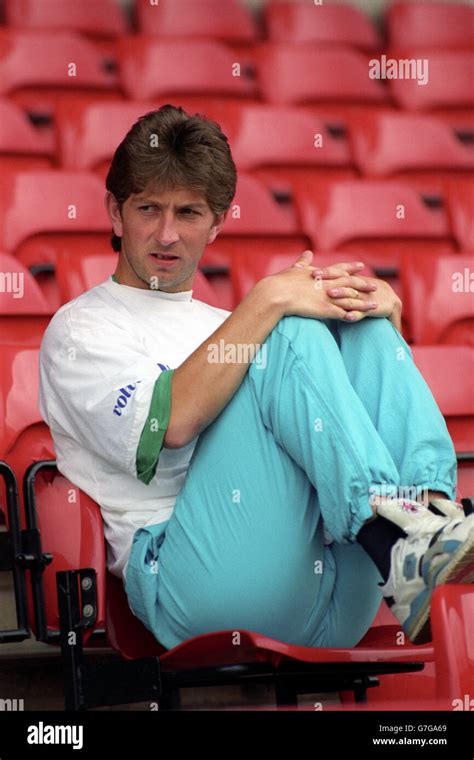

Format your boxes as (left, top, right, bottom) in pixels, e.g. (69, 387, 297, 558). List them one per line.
(105, 104, 238, 251)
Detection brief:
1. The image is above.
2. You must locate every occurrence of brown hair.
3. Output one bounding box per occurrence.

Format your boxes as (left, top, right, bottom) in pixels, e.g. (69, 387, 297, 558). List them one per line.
(105, 104, 237, 251)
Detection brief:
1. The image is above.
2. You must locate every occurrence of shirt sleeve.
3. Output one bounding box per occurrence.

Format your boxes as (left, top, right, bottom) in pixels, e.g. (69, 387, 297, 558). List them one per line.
(38, 315, 175, 485)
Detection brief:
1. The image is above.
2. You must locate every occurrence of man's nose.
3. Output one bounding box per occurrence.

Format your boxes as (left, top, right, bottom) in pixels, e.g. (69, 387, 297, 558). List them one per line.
(153, 213, 180, 246)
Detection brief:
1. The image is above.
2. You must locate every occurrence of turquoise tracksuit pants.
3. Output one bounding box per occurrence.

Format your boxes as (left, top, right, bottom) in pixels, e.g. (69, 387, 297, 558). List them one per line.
(124, 316, 457, 651)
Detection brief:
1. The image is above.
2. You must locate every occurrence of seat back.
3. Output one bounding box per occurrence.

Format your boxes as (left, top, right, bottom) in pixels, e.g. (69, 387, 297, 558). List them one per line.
(431, 584, 474, 701)
(0, 251, 53, 343)
(231, 103, 357, 193)
(444, 178, 474, 252)
(0, 97, 54, 166)
(0, 29, 119, 116)
(411, 345, 474, 499)
(135, 0, 258, 43)
(350, 111, 474, 183)
(389, 50, 474, 112)
(117, 37, 258, 101)
(0, 344, 55, 521)
(0, 170, 109, 261)
(401, 253, 474, 345)
(294, 179, 457, 271)
(28, 469, 107, 643)
(264, 1, 380, 49)
(257, 43, 389, 107)
(4, 0, 128, 38)
(387, 2, 474, 52)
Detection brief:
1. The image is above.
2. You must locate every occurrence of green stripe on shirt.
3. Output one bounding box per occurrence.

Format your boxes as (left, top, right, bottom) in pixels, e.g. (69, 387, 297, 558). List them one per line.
(136, 369, 174, 485)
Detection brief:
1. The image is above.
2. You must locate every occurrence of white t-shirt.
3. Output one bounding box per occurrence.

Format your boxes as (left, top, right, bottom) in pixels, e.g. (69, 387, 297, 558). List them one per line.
(38, 276, 231, 583)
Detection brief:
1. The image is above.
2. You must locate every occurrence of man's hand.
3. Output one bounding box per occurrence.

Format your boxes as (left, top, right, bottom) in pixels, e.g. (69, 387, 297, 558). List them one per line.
(308, 259, 403, 331)
(262, 251, 379, 322)
(261, 251, 401, 325)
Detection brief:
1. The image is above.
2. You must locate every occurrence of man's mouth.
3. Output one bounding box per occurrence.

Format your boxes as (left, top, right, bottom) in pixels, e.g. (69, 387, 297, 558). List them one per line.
(149, 253, 179, 261)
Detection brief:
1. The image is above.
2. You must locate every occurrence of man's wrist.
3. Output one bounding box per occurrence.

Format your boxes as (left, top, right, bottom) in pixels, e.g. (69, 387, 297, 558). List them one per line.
(389, 298, 402, 331)
(248, 276, 287, 322)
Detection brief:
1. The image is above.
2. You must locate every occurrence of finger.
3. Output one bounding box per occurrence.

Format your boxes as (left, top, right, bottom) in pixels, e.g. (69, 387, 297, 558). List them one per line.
(312, 262, 365, 279)
(343, 310, 367, 322)
(326, 287, 360, 299)
(323, 276, 378, 293)
(293, 249, 314, 269)
(328, 298, 378, 312)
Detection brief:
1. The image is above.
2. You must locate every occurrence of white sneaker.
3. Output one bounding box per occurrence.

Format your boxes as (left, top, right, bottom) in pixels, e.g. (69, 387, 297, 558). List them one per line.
(428, 497, 466, 520)
(376, 498, 474, 644)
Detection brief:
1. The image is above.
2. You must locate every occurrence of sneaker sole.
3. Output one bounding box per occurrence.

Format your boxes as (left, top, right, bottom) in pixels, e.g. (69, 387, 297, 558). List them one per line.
(404, 527, 474, 645)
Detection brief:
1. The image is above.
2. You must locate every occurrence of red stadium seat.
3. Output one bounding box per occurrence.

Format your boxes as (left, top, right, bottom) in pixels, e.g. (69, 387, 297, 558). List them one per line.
(389, 50, 474, 112)
(230, 103, 357, 194)
(293, 179, 458, 273)
(411, 345, 474, 500)
(387, 2, 474, 52)
(0, 169, 109, 262)
(55, 96, 243, 174)
(264, 1, 380, 50)
(0, 169, 110, 310)
(0, 252, 52, 344)
(116, 37, 258, 102)
(27, 469, 107, 646)
(444, 178, 474, 252)
(349, 111, 474, 193)
(4, 0, 128, 39)
(0, 98, 54, 169)
(0, 30, 120, 116)
(256, 43, 390, 108)
(201, 173, 309, 307)
(0, 346, 54, 505)
(222, 173, 301, 235)
(135, 0, 258, 44)
(201, 173, 309, 273)
(401, 253, 474, 346)
(431, 585, 474, 701)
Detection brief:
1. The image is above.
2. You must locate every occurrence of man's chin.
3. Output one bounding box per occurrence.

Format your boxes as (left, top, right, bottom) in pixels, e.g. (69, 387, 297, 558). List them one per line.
(147, 267, 194, 293)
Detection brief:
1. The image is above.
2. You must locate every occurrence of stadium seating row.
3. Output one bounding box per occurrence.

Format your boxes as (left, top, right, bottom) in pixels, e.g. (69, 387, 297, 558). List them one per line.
(1, 99, 473, 196)
(0, 169, 471, 267)
(2, 245, 473, 343)
(2, 0, 473, 51)
(0, 30, 473, 117)
(0, 166, 472, 324)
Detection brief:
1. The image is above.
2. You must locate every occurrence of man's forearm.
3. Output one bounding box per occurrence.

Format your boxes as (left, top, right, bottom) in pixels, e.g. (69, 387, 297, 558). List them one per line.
(164, 280, 283, 448)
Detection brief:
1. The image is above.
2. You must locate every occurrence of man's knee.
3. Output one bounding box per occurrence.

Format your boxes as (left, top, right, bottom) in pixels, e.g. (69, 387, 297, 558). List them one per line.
(338, 316, 408, 352)
(273, 314, 336, 344)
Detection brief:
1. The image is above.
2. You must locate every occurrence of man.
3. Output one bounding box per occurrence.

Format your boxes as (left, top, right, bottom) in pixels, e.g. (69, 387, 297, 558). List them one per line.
(39, 105, 474, 651)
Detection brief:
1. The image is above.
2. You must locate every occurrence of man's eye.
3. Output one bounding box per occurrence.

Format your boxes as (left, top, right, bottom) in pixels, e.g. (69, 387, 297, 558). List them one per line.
(180, 208, 199, 216)
(139, 205, 155, 212)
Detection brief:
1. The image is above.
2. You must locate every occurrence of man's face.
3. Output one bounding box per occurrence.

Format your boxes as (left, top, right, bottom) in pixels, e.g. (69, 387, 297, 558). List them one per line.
(105, 185, 227, 292)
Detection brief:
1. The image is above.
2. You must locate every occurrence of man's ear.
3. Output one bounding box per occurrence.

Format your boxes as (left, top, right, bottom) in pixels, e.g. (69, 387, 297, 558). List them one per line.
(104, 191, 123, 238)
(207, 208, 228, 245)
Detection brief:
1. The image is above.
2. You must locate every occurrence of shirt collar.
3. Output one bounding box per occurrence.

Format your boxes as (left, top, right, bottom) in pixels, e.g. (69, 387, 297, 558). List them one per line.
(109, 274, 193, 302)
